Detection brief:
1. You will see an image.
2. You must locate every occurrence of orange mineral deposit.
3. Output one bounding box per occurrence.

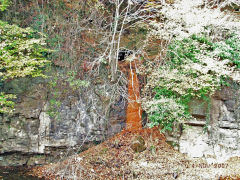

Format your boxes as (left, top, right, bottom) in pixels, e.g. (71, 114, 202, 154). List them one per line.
(126, 68, 142, 130)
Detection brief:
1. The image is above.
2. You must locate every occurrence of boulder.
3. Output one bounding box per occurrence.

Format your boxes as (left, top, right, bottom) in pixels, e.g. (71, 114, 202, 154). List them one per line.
(130, 136, 146, 153)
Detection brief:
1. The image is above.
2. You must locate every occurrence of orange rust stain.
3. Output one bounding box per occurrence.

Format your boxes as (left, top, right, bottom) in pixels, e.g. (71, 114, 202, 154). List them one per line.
(126, 68, 142, 130)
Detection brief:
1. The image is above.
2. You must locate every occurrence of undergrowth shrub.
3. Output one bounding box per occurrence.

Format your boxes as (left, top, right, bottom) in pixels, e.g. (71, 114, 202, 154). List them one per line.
(0, 20, 50, 113)
(141, 33, 240, 132)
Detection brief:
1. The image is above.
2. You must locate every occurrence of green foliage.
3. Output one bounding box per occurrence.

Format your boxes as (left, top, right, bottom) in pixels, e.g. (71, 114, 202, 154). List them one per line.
(0, 0, 9, 11)
(212, 34, 240, 68)
(142, 33, 240, 132)
(0, 20, 50, 113)
(168, 38, 200, 66)
(150, 88, 191, 131)
(47, 75, 62, 120)
(150, 145, 156, 154)
(47, 97, 61, 120)
(0, 92, 16, 113)
(66, 71, 90, 90)
(31, 14, 47, 32)
(144, 94, 191, 132)
(0, 20, 50, 80)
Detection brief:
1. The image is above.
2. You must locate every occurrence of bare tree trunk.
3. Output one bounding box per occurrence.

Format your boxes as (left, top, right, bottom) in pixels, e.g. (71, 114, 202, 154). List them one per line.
(109, 0, 130, 82)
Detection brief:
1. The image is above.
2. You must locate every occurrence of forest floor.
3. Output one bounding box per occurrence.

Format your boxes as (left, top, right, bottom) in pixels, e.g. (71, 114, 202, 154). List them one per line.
(30, 127, 240, 180)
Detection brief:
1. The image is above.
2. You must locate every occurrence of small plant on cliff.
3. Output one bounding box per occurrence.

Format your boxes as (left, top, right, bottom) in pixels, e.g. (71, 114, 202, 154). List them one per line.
(66, 71, 90, 90)
(0, 20, 50, 113)
(0, 93, 16, 113)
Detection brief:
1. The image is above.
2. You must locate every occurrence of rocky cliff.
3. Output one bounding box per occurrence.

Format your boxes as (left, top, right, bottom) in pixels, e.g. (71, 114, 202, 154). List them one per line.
(1, 72, 240, 166)
(0, 71, 127, 166)
(166, 82, 240, 162)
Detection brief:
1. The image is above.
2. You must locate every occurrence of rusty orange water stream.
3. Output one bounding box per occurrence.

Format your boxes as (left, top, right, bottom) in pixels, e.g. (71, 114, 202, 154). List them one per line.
(126, 67, 142, 130)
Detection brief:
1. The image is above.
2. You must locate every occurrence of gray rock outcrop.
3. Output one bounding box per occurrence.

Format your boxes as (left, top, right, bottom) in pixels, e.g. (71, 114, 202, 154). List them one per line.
(166, 83, 240, 162)
(0, 75, 127, 166)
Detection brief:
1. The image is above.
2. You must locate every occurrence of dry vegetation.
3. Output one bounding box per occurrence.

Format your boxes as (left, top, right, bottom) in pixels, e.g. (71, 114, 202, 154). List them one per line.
(30, 127, 240, 180)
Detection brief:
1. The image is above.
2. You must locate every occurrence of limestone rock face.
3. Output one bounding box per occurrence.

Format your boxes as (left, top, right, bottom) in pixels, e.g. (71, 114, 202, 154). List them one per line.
(179, 126, 210, 158)
(167, 83, 240, 162)
(0, 77, 127, 166)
